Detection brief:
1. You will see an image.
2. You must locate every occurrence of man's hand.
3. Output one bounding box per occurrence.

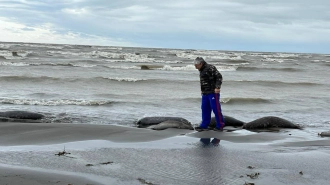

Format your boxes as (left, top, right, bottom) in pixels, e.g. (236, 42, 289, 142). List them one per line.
(214, 88, 220, 93)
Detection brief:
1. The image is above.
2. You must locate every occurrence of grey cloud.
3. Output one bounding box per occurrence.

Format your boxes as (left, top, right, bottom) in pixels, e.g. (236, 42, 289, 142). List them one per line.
(0, 0, 329, 52)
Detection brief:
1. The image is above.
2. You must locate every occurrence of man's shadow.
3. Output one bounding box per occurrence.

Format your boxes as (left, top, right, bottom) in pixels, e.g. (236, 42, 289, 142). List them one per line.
(200, 138, 220, 146)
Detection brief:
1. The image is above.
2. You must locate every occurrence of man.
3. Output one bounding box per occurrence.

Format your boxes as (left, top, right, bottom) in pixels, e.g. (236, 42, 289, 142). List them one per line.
(194, 57, 225, 131)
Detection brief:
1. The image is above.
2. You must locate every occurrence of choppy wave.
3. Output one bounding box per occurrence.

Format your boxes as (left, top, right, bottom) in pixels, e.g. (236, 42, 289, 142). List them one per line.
(41, 62, 96, 68)
(221, 97, 272, 104)
(0, 98, 114, 106)
(46, 50, 158, 63)
(217, 59, 250, 64)
(0, 75, 61, 82)
(0, 60, 113, 68)
(237, 66, 300, 72)
(0, 60, 237, 71)
(158, 65, 196, 71)
(180, 97, 272, 105)
(153, 65, 237, 71)
(105, 65, 140, 70)
(175, 50, 247, 61)
(0, 75, 150, 84)
(228, 80, 320, 87)
(102, 77, 147, 82)
(0, 61, 30, 66)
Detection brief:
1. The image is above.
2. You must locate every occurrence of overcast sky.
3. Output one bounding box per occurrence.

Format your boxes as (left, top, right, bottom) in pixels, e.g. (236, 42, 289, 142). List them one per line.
(0, 0, 329, 53)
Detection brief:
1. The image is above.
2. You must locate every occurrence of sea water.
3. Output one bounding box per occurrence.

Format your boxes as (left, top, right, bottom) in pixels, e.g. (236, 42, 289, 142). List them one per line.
(0, 42, 329, 130)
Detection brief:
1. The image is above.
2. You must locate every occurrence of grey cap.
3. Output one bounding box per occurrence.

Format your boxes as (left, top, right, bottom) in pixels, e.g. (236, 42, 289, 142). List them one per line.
(194, 57, 205, 64)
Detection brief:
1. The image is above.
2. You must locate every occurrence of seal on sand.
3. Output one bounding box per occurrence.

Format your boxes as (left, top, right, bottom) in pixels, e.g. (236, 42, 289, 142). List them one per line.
(209, 115, 245, 128)
(147, 120, 194, 130)
(319, 131, 330, 137)
(136, 117, 190, 128)
(0, 111, 44, 120)
(243, 116, 301, 130)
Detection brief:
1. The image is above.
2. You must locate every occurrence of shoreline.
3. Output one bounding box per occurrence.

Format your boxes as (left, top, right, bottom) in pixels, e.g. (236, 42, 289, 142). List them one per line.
(1, 122, 330, 185)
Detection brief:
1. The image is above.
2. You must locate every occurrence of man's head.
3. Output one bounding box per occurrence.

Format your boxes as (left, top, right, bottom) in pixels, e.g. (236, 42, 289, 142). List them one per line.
(194, 57, 205, 69)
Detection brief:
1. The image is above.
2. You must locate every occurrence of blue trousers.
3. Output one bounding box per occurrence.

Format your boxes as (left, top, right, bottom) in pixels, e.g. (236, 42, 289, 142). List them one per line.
(200, 93, 225, 129)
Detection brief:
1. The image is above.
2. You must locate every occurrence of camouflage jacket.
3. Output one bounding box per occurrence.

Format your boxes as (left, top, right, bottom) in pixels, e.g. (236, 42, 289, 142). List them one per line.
(199, 62, 223, 94)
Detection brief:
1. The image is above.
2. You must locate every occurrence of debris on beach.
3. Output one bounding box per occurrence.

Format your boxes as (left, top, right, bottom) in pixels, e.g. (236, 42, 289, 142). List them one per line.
(86, 161, 114, 167)
(247, 172, 260, 179)
(55, 146, 71, 156)
(247, 166, 255, 169)
(55, 150, 71, 156)
(100, 161, 113, 165)
(244, 182, 255, 185)
(137, 178, 157, 185)
(299, 171, 303, 175)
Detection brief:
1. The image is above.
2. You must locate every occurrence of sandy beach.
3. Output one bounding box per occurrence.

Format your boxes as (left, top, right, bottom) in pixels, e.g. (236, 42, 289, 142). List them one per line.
(1, 122, 330, 185)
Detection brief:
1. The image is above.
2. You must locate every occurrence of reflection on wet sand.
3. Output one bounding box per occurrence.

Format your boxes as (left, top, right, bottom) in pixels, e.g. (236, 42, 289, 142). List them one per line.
(200, 138, 221, 146)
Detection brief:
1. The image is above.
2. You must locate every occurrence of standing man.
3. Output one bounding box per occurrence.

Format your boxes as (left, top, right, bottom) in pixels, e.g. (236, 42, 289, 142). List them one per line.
(194, 57, 225, 131)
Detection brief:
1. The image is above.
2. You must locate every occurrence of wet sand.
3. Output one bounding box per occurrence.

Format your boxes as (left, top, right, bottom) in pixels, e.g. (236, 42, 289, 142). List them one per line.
(1, 122, 330, 185)
(0, 164, 104, 185)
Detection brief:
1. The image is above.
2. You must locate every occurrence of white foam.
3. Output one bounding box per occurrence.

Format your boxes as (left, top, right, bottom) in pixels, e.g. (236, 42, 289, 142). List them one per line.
(0, 98, 112, 106)
(92, 46, 123, 50)
(275, 53, 299, 58)
(261, 58, 285, 63)
(174, 50, 248, 62)
(0, 50, 13, 58)
(105, 65, 140, 70)
(216, 65, 238, 71)
(123, 53, 154, 62)
(157, 65, 237, 71)
(158, 65, 196, 71)
(0, 44, 11, 49)
(0, 61, 30, 66)
(50, 62, 96, 68)
(153, 59, 183, 64)
(175, 52, 197, 59)
(91, 51, 124, 59)
(18, 43, 64, 49)
(105, 77, 147, 82)
(47, 50, 91, 57)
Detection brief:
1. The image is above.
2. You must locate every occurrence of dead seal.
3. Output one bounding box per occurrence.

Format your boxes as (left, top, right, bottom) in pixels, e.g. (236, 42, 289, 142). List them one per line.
(0, 111, 44, 120)
(136, 117, 190, 128)
(319, 131, 330, 137)
(209, 115, 245, 128)
(147, 120, 194, 130)
(243, 116, 301, 130)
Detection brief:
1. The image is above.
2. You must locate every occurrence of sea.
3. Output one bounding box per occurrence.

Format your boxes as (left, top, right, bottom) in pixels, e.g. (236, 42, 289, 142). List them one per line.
(0, 41, 329, 132)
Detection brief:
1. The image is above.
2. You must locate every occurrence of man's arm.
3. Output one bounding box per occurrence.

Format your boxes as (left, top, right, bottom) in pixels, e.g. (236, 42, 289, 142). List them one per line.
(212, 66, 222, 89)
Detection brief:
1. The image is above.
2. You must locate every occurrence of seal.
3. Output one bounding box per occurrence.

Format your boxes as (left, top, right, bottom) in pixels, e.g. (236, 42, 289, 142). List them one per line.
(242, 116, 301, 130)
(147, 120, 194, 130)
(0, 111, 44, 120)
(208, 115, 245, 128)
(319, 131, 330, 137)
(136, 117, 190, 128)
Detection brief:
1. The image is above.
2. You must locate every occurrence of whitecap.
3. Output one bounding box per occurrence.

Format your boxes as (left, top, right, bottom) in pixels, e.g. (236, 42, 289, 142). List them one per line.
(0, 61, 30, 66)
(105, 65, 140, 70)
(0, 98, 113, 106)
(104, 77, 147, 82)
(157, 65, 237, 72)
(158, 65, 196, 71)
